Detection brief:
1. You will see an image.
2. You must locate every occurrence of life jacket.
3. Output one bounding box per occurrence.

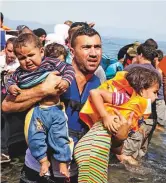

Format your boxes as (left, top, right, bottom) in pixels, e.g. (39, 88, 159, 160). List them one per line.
(79, 71, 151, 132)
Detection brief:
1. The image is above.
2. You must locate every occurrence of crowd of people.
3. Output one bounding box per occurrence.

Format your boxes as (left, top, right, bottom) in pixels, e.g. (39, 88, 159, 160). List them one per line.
(1, 11, 166, 183)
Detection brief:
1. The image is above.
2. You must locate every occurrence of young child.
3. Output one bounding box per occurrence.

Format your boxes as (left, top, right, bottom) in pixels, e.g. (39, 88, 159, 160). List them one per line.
(44, 42, 68, 62)
(74, 67, 161, 183)
(6, 33, 75, 178)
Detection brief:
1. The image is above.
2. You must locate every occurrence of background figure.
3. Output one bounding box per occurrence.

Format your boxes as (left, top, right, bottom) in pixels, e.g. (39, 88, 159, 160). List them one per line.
(54, 24, 70, 45)
(144, 38, 158, 49)
(154, 50, 166, 130)
(1, 36, 20, 164)
(45, 33, 66, 46)
(0, 12, 11, 30)
(117, 41, 140, 67)
(45, 42, 67, 61)
(17, 25, 33, 35)
(64, 20, 73, 27)
(163, 73, 166, 104)
(33, 28, 47, 46)
(158, 56, 166, 104)
(100, 55, 123, 80)
(1, 37, 20, 93)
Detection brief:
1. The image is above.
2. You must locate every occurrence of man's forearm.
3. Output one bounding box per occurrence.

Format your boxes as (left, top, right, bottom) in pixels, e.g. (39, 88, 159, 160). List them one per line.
(2, 84, 46, 113)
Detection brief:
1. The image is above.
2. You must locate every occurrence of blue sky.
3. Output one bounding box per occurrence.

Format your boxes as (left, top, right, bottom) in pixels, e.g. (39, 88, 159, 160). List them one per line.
(1, 0, 166, 41)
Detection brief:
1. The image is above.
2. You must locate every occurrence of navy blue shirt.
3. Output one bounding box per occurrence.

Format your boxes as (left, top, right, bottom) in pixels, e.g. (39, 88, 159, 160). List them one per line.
(61, 75, 100, 143)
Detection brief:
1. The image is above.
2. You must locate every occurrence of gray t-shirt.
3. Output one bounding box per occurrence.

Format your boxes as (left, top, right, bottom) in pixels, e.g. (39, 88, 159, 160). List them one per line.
(95, 65, 106, 84)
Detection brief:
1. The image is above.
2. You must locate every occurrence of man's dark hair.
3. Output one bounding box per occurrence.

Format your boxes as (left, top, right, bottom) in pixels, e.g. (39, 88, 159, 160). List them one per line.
(156, 49, 164, 62)
(126, 66, 161, 95)
(137, 43, 158, 65)
(71, 26, 101, 48)
(144, 38, 158, 49)
(33, 28, 47, 37)
(0, 12, 4, 22)
(70, 22, 89, 29)
(68, 22, 90, 41)
(13, 33, 42, 55)
(45, 43, 67, 59)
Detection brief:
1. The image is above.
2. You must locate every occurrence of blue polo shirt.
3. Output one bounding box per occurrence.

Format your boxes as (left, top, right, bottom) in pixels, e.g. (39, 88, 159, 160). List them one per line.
(61, 75, 100, 143)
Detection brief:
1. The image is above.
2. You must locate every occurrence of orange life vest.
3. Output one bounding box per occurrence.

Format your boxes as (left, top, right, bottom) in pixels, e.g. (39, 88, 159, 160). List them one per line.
(80, 71, 151, 132)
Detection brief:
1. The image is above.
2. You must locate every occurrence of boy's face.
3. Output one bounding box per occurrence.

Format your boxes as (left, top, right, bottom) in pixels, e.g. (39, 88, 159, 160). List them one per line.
(141, 83, 159, 103)
(15, 43, 44, 72)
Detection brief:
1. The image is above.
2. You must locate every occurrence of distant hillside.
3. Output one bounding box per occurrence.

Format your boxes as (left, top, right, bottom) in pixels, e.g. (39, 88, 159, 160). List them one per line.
(4, 18, 55, 33)
(4, 18, 166, 43)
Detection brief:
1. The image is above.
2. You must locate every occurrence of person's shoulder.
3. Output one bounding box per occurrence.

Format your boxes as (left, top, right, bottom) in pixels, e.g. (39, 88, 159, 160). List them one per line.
(124, 64, 140, 71)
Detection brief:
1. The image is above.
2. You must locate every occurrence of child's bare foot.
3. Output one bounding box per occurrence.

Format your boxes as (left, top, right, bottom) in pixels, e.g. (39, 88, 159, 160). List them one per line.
(40, 160, 50, 176)
(116, 154, 138, 166)
(59, 162, 69, 178)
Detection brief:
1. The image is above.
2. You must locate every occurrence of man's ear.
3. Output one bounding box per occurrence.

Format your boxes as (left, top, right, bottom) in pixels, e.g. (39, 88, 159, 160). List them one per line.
(70, 47, 74, 58)
(40, 47, 45, 57)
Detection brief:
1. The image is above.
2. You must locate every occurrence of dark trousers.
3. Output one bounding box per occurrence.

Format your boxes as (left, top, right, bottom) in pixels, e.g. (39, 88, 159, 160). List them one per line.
(20, 164, 78, 183)
(1, 92, 27, 156)
(1, 113, 9, 154)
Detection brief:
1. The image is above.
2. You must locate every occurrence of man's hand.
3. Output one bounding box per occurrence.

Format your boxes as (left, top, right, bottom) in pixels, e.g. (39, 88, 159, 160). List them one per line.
(113, 109, 134, 140)
(41, 72, 62, 96)
(113, 109, 133, 127)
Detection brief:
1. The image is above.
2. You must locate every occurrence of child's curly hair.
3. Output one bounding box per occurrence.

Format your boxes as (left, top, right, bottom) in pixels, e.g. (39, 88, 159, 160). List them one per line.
(44, 43, 67, 60)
